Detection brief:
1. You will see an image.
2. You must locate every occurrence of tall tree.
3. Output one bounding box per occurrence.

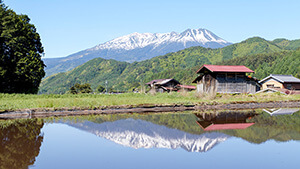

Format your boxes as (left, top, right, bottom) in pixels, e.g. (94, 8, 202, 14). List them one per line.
(0, 1, 45, 93)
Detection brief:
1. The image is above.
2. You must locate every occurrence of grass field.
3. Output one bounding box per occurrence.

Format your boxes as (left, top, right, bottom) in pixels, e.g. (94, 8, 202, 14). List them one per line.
(0, 92, 299, 111)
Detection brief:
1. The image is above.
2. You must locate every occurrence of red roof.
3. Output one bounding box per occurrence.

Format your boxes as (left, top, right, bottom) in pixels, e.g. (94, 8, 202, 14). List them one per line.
(178, 85, 196, 89)
(196, 64, 254, 73)
(197, 122, 255, 131)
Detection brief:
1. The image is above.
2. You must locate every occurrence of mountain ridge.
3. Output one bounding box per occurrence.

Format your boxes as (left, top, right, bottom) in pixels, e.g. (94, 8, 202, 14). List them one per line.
(43, 28, 232, 77)
(90, 28, 229, 51)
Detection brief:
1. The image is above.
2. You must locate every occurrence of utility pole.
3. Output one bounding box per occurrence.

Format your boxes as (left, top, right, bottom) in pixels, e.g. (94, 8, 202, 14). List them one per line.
(105, 80, 108, 94)
(140, 79, 143, 93)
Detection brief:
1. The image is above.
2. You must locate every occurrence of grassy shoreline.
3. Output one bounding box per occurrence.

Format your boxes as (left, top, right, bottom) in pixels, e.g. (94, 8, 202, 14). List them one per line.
(1, 92, 300, 111)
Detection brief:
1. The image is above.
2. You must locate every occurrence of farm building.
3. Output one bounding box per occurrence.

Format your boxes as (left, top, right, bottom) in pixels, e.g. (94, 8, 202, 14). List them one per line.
(192, 64, 260, 94)
(259, 74, 300, 90)
(145, 79, 180, 93)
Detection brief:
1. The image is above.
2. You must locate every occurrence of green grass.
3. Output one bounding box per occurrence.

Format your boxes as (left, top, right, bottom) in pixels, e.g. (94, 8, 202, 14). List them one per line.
(0, 92, 299, 111)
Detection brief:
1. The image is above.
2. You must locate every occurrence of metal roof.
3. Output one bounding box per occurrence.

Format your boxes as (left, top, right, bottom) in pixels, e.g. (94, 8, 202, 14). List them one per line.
(259, 74, 300, 83)
(145, 79, 180, 85)
(262, 108, 300, 116)
(196, 64, 254, 73)
(145, 79, 169, 85)
(156, 79, 173, 85)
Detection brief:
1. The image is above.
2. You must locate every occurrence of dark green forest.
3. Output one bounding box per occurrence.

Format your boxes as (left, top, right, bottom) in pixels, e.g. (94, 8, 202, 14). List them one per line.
(0, 1, 45, 94)
(39, 37, 300, 94)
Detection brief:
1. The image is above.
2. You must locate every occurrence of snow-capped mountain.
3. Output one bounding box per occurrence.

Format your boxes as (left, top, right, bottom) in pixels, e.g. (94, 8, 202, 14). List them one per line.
(64, 118, 229, 152)
(90, 29, 229, 51)
(43, 28, 231, 77)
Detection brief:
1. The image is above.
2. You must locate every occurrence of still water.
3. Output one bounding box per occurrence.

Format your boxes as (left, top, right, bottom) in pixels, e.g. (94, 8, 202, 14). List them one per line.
(1, 108, 300, 169)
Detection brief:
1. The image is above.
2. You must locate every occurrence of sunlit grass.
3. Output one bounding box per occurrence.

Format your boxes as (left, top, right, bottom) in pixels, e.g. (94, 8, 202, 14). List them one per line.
(0, 92, 299, 111)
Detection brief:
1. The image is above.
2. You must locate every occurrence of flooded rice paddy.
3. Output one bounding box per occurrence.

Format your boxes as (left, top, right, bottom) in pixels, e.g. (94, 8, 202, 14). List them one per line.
(1, 108, 300, 169)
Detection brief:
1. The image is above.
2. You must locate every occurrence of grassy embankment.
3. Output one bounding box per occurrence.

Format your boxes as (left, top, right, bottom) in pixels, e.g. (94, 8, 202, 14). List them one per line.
(0, 92, 300, 112)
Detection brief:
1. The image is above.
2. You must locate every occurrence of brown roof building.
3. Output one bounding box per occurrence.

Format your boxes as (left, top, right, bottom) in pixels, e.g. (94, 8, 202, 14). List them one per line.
(193, 64, 260, 94)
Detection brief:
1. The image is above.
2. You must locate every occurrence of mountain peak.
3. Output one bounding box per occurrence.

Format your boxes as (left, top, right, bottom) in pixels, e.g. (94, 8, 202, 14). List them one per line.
(177, 28, 228, 45)
(242, 37, 268, 43)
(89, 28, 231, 51)
(43, 28, 232, 77)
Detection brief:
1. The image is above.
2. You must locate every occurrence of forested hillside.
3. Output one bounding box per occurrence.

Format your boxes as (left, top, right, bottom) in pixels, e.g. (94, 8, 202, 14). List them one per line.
(39, 37, 300, 94)
(39, 58, 129, 94)
(272, 38, 300, 50)
(219, 49, 300, 79)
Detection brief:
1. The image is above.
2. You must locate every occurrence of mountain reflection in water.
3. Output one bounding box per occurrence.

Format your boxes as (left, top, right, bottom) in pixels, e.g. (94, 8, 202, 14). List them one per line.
(65, 119, 229, 152)
(61, 109, 300, 152)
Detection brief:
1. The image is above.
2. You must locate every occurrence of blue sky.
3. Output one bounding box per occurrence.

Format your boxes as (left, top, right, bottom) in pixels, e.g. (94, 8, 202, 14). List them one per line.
(4, 0, 300, 58)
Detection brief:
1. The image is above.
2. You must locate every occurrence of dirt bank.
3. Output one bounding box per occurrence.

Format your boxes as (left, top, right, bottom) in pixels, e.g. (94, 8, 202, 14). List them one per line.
(0, 100, 299, 119)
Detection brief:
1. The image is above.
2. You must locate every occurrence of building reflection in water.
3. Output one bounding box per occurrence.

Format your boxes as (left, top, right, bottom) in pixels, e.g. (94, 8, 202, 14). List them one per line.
(262, 108, 300, 116)
(194, 111, 257, 131)
(0, 119, 44, 169)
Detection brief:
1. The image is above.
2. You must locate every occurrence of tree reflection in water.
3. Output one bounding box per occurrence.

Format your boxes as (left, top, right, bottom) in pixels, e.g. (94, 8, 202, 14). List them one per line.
(0, 119, 44, 169)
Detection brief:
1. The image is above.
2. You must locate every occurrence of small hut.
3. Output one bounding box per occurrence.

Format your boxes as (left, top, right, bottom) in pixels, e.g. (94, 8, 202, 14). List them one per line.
(146, 79, 180, 93)
(192, 64, 259, 94)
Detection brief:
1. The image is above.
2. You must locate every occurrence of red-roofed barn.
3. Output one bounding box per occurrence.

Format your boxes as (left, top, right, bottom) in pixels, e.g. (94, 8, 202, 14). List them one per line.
(192, 64, 260, 94)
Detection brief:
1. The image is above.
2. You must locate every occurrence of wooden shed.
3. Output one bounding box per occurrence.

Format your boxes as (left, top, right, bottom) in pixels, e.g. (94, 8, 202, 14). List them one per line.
(192, 64, 260, 94)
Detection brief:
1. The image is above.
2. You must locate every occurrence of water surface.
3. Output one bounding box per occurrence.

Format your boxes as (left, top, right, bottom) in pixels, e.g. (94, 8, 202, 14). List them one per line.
(1, 108, 300, 169)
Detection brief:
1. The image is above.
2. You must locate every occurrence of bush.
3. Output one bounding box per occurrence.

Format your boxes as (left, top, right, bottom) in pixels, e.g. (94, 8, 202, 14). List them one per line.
(69, 83, 93, 94)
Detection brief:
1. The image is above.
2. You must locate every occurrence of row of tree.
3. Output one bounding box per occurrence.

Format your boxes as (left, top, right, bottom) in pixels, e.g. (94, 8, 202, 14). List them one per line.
(69, 83, 120, 94)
